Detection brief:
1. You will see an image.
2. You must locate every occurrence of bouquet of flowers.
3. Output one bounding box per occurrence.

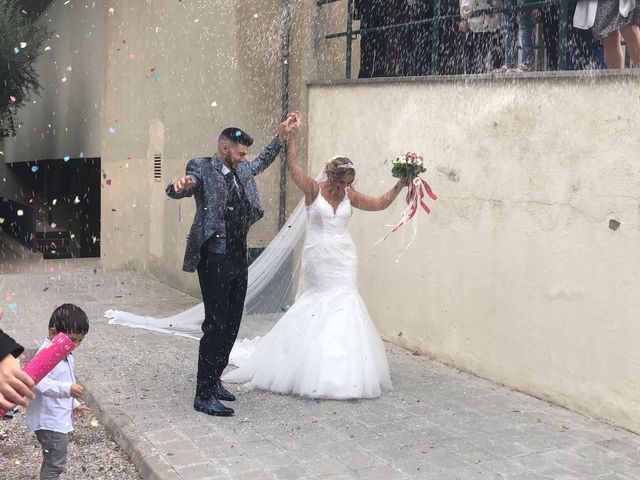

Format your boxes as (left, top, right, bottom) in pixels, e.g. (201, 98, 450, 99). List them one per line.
(382, 152, 437, 240)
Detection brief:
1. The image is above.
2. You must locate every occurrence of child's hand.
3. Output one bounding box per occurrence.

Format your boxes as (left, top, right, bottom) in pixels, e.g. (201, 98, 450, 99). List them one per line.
(70, 384, 84, 400)
(74, 403, 92, 419)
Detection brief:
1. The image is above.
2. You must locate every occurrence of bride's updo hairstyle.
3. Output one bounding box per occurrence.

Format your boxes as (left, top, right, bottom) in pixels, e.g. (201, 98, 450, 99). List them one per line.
(325, 156, 355, 182)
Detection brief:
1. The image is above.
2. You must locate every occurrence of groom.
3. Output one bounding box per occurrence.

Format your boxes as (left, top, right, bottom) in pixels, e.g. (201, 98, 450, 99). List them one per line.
(167, 115, 296, 416)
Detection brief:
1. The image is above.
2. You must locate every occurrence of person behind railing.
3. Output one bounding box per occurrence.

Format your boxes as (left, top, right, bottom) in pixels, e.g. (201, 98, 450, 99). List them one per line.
(494, 0, 537, 72)
(437, 0, 467, 74)
(355, 0, 410, 77)
(354, 0, 385, 78)
(459, 0, 504, 73)
(574, 0, 640, 68)
(534, 2, 605, 71)
(403, 0, 434, 75)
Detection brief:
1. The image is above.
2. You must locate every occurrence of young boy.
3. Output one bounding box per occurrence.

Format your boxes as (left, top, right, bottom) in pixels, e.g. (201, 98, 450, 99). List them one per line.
(26, 304, 90, 480)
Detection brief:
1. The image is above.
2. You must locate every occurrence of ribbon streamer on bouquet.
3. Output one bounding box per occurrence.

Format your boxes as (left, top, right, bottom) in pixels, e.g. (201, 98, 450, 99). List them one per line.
(376, 175, 437, 245)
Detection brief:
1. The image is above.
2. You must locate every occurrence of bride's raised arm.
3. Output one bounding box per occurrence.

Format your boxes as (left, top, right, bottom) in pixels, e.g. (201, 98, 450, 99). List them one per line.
(349, 178, 408, 212)
(286, 113, 319, 204)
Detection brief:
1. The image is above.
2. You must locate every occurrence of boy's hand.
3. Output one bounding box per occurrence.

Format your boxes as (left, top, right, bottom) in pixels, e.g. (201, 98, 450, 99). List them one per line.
(70, 384, 84, 400)
(74, 403, 92, 420)
(0, 353, 35, 410)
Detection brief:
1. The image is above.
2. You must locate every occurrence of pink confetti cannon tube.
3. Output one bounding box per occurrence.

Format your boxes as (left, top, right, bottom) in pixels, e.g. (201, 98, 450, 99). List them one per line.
(0, 333, 76, 417)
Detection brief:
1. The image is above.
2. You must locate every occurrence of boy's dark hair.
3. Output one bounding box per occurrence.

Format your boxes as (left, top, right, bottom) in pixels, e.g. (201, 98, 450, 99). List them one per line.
(48, 304, 90, 335)
(219, 127, 253, 147)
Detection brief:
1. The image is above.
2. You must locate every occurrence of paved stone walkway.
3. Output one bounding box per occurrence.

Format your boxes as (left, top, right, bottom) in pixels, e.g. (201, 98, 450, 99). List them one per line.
(1, 262, 639, 479)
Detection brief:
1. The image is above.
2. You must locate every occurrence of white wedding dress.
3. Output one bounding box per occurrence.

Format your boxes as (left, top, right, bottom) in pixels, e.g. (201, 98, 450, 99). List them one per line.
(222, 192, 392, 399)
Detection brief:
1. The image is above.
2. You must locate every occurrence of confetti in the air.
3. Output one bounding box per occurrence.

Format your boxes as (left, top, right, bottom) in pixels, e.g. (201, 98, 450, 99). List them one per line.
(17, 210, 24, 216)
(63, 156, 70, 161)
(9, 96, 16, 103)
(20, 42, 27, 48)
(31, 165, 38, 172)
(73, 196, 80, 204)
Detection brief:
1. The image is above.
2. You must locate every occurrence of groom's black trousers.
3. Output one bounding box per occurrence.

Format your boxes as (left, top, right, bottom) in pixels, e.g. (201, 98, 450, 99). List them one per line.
(195, 248, 248, 400)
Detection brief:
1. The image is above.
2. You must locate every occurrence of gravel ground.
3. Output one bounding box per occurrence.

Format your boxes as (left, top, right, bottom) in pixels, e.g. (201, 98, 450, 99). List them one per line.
(0, 407, 140, 480)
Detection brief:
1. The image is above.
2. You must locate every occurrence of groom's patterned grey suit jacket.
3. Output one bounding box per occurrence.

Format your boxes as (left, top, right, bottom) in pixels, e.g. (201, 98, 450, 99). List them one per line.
(166, 137, 283, 272)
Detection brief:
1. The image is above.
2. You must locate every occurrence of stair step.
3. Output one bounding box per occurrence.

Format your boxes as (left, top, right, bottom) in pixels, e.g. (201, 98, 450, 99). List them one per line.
(35, 238, 69, 248)
(43, 252, 73, 260)
(36, 231, 70, 240)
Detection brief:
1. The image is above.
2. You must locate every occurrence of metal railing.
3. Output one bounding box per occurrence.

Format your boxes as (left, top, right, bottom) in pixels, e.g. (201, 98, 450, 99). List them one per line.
(318, 0, 577, 78)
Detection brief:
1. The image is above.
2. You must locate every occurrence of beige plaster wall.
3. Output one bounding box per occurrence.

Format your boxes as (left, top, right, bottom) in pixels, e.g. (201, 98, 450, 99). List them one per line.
(1, 0, 346, 295)
(98, 0, 346, 296)
(4, 0, 103, 163)
(307, 74, 640, 434)
(100, 0, 276, 295)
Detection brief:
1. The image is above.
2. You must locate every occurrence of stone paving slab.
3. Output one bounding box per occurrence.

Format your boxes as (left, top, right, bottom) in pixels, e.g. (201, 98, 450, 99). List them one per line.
(1, 263, 639, 480)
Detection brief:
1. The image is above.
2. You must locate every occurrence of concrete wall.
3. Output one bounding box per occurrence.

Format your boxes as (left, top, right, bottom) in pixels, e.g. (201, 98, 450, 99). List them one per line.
(307, 72, 640, 434)
(1, 0, 347, 295)
(99, 0, 345, 296)
(3, 0, 103, 163)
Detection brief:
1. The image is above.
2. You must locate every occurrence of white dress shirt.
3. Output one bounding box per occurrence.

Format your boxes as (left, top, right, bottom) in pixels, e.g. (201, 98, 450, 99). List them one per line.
(26, 338, 79, 434)
(221, 164, 239, 188)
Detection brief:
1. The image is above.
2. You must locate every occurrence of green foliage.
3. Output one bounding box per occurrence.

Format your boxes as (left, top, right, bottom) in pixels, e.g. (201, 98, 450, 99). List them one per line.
(391, 162, 427, 179)
(0, 0, 48, 138)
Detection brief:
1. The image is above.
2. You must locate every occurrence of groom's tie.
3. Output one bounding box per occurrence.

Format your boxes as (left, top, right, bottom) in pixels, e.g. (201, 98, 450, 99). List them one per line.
(224, 172, 236, 193)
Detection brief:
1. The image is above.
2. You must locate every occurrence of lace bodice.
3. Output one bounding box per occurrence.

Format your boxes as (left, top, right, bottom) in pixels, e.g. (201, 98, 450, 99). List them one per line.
(306, 192, 352, 238)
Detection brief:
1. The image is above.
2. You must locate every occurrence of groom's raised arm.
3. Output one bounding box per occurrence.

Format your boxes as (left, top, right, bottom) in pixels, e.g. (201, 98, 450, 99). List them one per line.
(247, 137, 284, 176)
(247, 113, 298, 176)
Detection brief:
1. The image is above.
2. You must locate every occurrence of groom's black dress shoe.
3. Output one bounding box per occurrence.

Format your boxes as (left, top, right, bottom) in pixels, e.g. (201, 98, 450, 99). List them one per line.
(193, 396, 234, 417)
(213, 380, 236, 402)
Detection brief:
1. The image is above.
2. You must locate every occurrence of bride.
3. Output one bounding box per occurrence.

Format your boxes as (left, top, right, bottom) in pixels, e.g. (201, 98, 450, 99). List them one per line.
(221, 113, 407, 399)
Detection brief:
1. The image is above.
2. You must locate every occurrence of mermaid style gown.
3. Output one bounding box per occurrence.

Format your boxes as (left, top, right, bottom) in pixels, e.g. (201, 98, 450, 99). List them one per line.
(222, 192, 392, 399)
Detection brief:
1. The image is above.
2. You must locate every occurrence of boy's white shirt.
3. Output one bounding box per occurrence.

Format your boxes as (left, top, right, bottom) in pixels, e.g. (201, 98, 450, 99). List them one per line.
(26, 337, 80, 435)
